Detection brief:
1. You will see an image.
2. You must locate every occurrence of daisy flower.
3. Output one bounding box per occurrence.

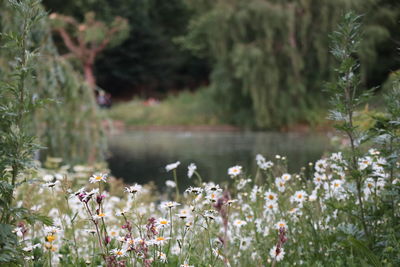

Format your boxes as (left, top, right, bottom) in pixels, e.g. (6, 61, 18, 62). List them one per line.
(265, 190, 278, 202)
(233, 219, 247, 227)
(165, 180, 176, 188)
(275, 220, 287, 230)
(124, 184, 142, 194)
(154, 236, 170, 246)
(176, 209, 191, 219)
(269, 245, 285, 262)
(315, 159, 328, 172)
(156, 218, 170, 228)
(166, 161, 180, 172)
(290, 190, 308, 204)
(228, 165, 242, 178)
(161, 201, 181, 209)
(358, 157, 372, 170)
(111, 248, 127, 258)
(275, 177, 286, 192)
(264, 202, 278, 214)
(89, 173, 107, 183)
(187, 163, 197, 178)
(281, 173, 291, 182)
(93, 213, 106, 221)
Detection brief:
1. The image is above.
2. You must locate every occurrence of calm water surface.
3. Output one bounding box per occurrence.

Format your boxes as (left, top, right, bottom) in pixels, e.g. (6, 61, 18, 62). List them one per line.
(107, 131, 331, 189)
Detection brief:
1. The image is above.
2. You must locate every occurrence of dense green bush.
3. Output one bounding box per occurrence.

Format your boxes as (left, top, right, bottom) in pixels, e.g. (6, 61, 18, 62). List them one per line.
(180, 0, 400, 128)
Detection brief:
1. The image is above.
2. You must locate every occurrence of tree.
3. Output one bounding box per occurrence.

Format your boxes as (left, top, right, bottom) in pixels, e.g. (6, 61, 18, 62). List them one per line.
(49, 12, 129, 88)
(180, 0, 400, 128)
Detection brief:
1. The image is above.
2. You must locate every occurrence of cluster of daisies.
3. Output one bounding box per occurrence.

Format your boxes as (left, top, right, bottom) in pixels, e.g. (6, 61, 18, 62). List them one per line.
(13, 148, 399, 266)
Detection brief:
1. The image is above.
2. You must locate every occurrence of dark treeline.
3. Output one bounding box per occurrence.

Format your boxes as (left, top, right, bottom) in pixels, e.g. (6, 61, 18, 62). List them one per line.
(43, 0, 210, 98)
(43, 0, 400, 128)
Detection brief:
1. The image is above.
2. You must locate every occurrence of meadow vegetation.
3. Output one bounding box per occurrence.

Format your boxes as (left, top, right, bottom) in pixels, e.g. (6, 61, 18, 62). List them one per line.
(0, 1, 399, 267)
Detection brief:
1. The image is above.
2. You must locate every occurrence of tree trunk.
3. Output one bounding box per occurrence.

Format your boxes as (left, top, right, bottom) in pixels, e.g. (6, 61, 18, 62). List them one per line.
(84, 62, 96, 88)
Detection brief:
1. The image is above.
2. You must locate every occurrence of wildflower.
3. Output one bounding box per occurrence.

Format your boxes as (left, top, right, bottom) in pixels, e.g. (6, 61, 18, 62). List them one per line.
(204, 210, 217, 220)
(111, 248, 127, 258)
(256, 154, 266, 165)
(156, 218, 170, 228)
(43, 174, 54, 182)
(124, 184, 142, 194)
(228, 165, 242, 178)
(157, 251, 167, 263)
(358, 157, 372, 170)
(281, 173, 291, 182)
(22, 244, 41, 252)
(212, 248, 224, 260)
(269, 245, 285, 262)
(239, 237, 252, 250)
(265, 190, 278, 203)
(89, 173, 107, 183)
(368, 148, 380, 155)
(205, 183, 223, 193)
(275, 220, 287, 230)
(44, 226, 60, 235)
(46, 235, 56, 242)
(290, 190, 307, 204)
(93, 213, 106, 221)
(233, 219, 247, 228)
(176, 209, 191, 219)
(154, 236, 170, 246)
(185, 186, 203, 194)
(256, 154, 273, 170)
(161, 201, 180, 209)
(275, 177, 286, 192)
(315, 159, 328, 172)
(264, 202, 278, 214)
(166, 180, 176, 188)
(187, 163, 197, 178)
(206, 192, 220, 202)
(166, 161, 180, 172)
(330, 152, 343, 161)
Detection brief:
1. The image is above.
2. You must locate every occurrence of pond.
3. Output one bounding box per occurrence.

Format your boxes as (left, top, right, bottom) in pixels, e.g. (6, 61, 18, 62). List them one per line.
(107, 130, 332, 190)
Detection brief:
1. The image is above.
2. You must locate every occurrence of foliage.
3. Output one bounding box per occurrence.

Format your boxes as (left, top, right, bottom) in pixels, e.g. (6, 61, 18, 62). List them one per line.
(179, 0, 400, 128)
(0, 0, 52, 263)
(0, 0, 106, 164)
(42, 0, 209, 97)
(49, 11, 129, 88)
(107, 88, 224, 127)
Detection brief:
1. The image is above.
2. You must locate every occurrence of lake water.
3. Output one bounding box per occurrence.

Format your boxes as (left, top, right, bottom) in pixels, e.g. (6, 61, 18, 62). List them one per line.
(107, 131, 331, 189)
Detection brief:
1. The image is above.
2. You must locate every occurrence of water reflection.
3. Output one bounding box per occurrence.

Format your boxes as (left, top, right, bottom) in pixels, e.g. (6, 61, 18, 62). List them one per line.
(107, 131, 331, 189)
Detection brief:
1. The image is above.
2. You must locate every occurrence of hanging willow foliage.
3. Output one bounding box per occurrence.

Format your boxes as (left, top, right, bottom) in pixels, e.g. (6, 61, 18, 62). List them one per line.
(0, 0, 106, 164)
(181, 0, 399, 128)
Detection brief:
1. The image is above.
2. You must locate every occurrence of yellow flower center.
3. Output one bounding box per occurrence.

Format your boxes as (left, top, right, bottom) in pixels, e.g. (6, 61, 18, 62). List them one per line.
(160, 220, 168, 225)
(157, 237, 165, 241)
(98, 213, 105, 217)
(268, 195, 274, 200)
(116, 251, 123, 255)
(95, 176, 102, 180)
(46, 235, 56, 242)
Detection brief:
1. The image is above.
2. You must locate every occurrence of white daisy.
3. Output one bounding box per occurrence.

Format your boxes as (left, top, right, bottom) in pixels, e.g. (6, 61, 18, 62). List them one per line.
(187, 163, 197, 178)
(269, 245, 285, 262)
(166, 161, 180, 172)
(228, 165, 242, 177)
(89, 173, 107, 183)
